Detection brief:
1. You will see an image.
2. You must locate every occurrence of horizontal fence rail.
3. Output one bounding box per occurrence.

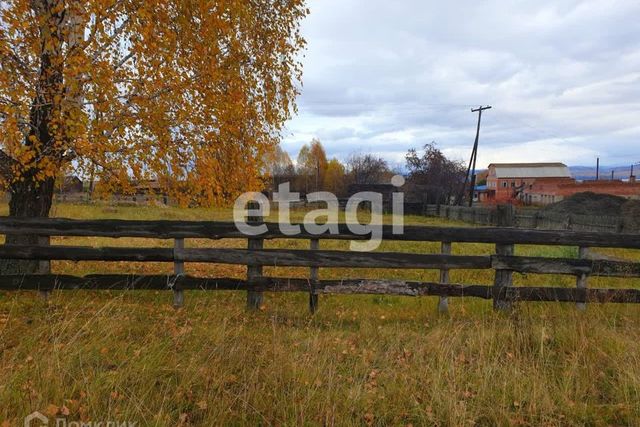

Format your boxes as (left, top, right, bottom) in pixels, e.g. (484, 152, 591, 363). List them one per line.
(1, 217, 640, 248)
(0, 216, 639, 311)
(0, 245, 492, 269)
(1, 245, 639, 278)
(1, 276, 639, 304)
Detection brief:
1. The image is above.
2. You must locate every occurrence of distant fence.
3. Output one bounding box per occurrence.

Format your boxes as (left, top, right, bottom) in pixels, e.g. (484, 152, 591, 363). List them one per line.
(1, 212, 640, 313)
(53, 192, 173, 206)
(425, 204, 498, 225)
(425, 204, 637, 233)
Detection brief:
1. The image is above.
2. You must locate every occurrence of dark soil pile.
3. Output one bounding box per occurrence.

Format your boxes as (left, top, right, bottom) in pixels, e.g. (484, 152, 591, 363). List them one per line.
(542, 192, 628, 216)
(542, 192, 640, 231)
(621, 200, 640, 230)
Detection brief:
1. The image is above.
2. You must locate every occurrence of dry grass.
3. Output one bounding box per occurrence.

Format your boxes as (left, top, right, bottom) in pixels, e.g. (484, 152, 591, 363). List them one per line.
(1, 202, 640, 426)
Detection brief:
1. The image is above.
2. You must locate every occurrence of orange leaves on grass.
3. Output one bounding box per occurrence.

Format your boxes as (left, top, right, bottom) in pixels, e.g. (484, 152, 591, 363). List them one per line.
(45, 403, 60, 416)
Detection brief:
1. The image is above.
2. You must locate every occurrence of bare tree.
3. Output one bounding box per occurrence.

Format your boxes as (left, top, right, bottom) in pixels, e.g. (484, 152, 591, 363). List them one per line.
(405, 142, 466, 205)
(346, 153, 391, 185)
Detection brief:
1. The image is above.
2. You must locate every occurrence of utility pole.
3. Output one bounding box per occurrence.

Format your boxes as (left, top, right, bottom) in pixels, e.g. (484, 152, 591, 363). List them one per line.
(459, 105, 491, 206)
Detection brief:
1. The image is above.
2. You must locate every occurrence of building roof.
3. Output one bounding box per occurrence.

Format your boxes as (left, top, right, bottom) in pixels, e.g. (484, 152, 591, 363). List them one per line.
(488, 163, 571, 179)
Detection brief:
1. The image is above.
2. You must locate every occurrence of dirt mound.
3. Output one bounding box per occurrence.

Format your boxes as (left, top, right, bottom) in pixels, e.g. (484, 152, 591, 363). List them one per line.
(542, 192, 628, 216)
(621, 200, 640, 230)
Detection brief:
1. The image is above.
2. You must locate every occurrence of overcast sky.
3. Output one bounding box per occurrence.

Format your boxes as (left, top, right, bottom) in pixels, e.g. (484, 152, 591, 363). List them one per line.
(281, 0, 640, 169)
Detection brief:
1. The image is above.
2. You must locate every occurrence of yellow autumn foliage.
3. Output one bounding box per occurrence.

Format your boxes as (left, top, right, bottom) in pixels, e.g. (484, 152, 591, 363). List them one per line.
(0, 0, 308, 207)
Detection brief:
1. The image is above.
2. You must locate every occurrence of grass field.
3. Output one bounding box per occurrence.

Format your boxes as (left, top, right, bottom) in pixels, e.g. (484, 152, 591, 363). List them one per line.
(1, 203, 640, 426)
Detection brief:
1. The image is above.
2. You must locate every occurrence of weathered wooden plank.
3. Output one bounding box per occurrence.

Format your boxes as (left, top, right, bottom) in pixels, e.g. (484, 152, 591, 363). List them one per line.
(0, 217, 242, 239)
(508, 287, 640, 304)
(246, 203, 264, 310)
(492, 255, 640, 278)
(0, 244, 492, 269)
(2, 217, 640, 248)
(2, 274, 639, 303)
(576, 246, 589, 311)
(0, 245, 174, 261)
(0, 274, 246, 290)
(493, 244, 514, 311)
(174, 249, 490, 269)
(496, 204, 515, 227)
(309, 238, 319, 313)
(38, 235, 51, 301)
(173, 238, 185, 308)
(438, 241, 451, 313)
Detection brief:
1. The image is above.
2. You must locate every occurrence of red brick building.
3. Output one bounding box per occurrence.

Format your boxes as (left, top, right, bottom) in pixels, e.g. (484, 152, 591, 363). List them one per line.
(524, 177, 640, 205)
(485, 163, 573, 203)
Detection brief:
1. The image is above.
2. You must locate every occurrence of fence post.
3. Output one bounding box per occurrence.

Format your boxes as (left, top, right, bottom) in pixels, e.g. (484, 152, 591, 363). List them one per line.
(173, 238, 185, 309)
(38, 235, 50, 301)
(309, 238, 319, 313)
(493, 205, 515, 311)
(246, 201, 264, 310)
(438, 241, 451, 314)
(576, 246, 589, 311)
(493, 244, 514, 311)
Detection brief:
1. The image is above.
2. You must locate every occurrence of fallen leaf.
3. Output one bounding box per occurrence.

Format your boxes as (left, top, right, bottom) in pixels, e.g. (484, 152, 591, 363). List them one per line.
(45, 403, 59, 416)
(364, 413, 374, 426)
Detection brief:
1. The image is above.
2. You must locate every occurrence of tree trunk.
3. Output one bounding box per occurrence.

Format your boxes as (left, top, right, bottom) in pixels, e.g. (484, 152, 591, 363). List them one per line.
(0, 177, 55, 274)
(0, 0, 64, 274)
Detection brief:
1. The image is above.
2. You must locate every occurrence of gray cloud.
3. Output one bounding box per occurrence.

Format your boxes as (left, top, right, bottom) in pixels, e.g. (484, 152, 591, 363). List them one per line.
(283, 0, 640, 168)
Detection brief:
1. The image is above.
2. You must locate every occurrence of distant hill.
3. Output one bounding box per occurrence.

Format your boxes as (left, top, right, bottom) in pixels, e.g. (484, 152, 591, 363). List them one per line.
(569, 165, 636, 181)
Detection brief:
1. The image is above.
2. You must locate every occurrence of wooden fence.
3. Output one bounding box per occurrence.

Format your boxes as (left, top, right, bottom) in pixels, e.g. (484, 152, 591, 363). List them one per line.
(425, 204, 637, 233)
(0, 214, 639, 313)
(425, 204, 497, 225)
